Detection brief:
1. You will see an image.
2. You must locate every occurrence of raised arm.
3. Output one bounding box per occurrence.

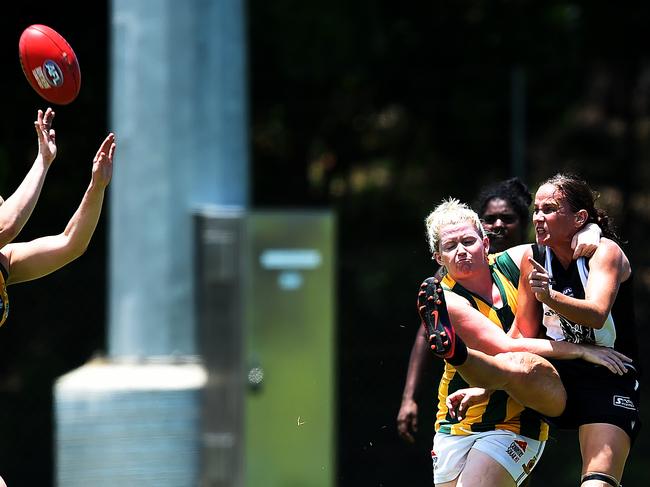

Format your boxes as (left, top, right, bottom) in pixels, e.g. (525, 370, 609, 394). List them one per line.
(526, 239, 629, 329)
(502, 222, 600, 273)
(0, 109, 58, 247)
(2, 133, 115, 284)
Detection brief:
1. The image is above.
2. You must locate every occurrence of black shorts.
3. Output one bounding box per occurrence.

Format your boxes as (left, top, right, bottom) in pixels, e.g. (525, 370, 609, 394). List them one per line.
(546, 359, 642, 444)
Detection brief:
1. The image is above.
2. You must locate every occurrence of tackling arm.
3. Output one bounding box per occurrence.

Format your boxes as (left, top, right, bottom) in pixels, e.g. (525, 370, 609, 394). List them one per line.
(447, 290, 625, 365)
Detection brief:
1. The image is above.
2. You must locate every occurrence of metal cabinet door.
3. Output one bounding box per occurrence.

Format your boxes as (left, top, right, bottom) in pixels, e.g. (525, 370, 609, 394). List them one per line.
(244, 211, 336, 487)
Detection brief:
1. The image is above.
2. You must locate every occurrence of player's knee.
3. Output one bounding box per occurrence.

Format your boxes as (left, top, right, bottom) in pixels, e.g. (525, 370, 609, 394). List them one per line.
(503, 351, 559, 381)
(495, 351, 539, 374)
(496, 351, 566, 416)
(581, 471, 620, 486)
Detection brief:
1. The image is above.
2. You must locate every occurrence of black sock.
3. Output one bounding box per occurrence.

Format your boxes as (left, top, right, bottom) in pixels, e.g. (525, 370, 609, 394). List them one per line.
(446, 336, 468, 366)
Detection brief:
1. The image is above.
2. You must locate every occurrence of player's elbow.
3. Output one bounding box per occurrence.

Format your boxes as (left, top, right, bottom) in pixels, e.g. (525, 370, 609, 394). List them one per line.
(61, 235, 90, 262)
(70, 243, 89, 261)
(589, 318, 607, 329)
(585, 309, 610, 329)
(0, 219, 21, 244)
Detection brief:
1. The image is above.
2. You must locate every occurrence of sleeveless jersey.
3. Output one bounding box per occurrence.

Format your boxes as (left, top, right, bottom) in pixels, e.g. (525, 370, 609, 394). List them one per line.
(534, 245, 639, 365)
(435, 252, 549, 441)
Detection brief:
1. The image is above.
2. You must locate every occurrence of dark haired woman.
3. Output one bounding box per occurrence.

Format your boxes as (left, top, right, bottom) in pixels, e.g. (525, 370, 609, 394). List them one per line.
(515, 173, 639, 487)
(475, 177, 532, 252)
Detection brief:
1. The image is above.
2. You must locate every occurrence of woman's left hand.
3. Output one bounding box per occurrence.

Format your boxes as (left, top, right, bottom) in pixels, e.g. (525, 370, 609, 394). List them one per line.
(579, 344, 632, 375)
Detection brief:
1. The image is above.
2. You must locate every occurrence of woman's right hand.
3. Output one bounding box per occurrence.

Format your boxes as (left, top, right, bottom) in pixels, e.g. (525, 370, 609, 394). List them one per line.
(35, 108, 56, 166)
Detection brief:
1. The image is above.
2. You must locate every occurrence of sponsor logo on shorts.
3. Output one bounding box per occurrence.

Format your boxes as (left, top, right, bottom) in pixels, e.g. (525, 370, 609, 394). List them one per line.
(613, 395, 636, 410)
(506, 439, 527, 462)
(522, 455, 538, 475)
(431, 449, 438, 470)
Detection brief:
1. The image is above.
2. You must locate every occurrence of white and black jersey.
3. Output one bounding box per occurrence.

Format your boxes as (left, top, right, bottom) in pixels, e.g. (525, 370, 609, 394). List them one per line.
(532, 244, 642, 442)
(533, 244, 639, 366)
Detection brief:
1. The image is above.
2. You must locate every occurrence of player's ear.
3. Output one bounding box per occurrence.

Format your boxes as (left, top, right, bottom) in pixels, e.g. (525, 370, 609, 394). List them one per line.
(433, 252, 443, 266)
(575, 209, 588, 228)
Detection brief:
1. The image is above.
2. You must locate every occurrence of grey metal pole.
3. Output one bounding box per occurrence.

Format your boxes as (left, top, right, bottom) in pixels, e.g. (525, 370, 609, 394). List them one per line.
(108, 0, 250, 358)
(54, 1, 249, 485)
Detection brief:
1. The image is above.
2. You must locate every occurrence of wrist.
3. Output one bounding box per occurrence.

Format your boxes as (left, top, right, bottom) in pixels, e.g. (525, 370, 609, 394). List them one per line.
(575, 346, 584, 360)
(34, 154, 52, 169)
(401, 394, 415, 404)
(540, 289, 555, 305)
(87, 180, 108, 193)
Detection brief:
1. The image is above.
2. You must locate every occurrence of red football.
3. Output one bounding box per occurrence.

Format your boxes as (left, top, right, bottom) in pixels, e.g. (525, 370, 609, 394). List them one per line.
(18, 24, 81, 105)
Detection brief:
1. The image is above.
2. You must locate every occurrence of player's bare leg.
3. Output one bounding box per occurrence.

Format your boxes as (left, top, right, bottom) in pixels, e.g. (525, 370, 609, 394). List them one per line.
(418, 278, 566, 417)
(456, 449, 515, 487)
(579, 423, 629, 486)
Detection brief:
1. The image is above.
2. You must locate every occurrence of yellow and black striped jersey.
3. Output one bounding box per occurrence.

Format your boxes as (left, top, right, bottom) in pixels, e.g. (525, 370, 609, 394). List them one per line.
(435, 251, 549, 441)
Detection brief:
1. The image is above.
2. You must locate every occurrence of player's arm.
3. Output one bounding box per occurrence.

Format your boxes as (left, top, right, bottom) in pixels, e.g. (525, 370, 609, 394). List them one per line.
(0, 109, 57, 247)
(502, 223, 601, 269)
(447, 291, 549, 355)
(446, 290, 628, 370)
(397, 328, 432, 443)
(3, 134, 115, 284)
(503, 243, 529, 269)
(509, 245, 544, 339)
(571, 222, 602, 258)
(528, 239, 628, 329)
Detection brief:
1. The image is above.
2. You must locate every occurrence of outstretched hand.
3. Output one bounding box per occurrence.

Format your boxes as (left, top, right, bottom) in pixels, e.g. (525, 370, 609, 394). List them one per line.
(445, 387, 491, 421)
(34, 108, 56, 165)
(91, 133, 116, 189)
